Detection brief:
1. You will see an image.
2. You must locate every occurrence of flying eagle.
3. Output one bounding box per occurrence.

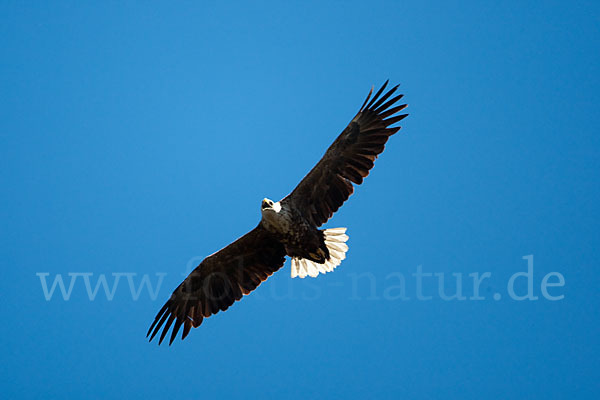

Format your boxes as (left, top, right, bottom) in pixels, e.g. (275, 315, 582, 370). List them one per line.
(147, 81, 408, 345)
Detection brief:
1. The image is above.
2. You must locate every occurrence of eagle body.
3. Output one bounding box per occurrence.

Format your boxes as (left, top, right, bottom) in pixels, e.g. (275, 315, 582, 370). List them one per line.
(148, 81, 408, 344)
(260, 198, 329, 264)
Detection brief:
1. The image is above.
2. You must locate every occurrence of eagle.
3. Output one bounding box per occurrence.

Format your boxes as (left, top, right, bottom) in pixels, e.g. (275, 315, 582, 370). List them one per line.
(147, 81, 408, 345)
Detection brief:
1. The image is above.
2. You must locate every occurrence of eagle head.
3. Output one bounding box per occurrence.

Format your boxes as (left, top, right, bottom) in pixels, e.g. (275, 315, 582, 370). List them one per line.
(261, 198, 281, 213)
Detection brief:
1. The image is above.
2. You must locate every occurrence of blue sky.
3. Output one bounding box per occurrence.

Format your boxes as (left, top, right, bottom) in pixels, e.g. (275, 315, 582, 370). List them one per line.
(1, 1, 599, 398)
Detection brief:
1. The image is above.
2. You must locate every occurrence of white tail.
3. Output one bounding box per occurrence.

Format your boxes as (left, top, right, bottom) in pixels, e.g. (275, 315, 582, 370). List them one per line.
(291, 228, 349, 278)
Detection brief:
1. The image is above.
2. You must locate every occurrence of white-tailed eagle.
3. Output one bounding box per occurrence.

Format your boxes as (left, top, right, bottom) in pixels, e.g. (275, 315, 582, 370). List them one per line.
(148, 81, 408, 344)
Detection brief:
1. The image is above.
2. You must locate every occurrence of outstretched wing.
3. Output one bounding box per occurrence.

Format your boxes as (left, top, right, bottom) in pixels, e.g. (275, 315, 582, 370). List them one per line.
(282, 81, 408, 227)
(147, 225, 286, 345)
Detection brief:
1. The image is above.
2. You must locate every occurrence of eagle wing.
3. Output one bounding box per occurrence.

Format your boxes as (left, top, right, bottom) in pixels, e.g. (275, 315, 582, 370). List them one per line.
(282, 81, 408, 227)
(147, 225, 286, 345)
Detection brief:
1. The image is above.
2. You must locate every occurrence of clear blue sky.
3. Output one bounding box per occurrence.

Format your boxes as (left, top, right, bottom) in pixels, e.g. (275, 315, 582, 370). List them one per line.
(2, 1, 599, 398)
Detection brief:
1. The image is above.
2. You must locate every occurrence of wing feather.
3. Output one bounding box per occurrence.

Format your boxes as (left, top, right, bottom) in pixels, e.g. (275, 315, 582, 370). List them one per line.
(282, 81, 408, 226)
(147, 225, 286, 345)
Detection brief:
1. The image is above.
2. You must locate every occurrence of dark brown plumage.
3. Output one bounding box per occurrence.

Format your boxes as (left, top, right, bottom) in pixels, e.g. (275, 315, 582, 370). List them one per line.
(147, 81, 407, 344)
(147, 226, 285, 345)
(282, 81, 408, 226)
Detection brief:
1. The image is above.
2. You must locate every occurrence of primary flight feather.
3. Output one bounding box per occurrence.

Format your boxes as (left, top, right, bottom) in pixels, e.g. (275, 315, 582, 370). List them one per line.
(147, 81, 408, 345)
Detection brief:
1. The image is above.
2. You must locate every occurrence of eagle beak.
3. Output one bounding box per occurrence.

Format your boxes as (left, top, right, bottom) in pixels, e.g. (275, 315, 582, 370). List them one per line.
(262, 199, 270, 210)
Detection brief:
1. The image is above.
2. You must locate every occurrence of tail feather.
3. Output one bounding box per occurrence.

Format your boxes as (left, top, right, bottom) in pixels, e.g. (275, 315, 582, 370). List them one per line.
(291, 228, 349, 278)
